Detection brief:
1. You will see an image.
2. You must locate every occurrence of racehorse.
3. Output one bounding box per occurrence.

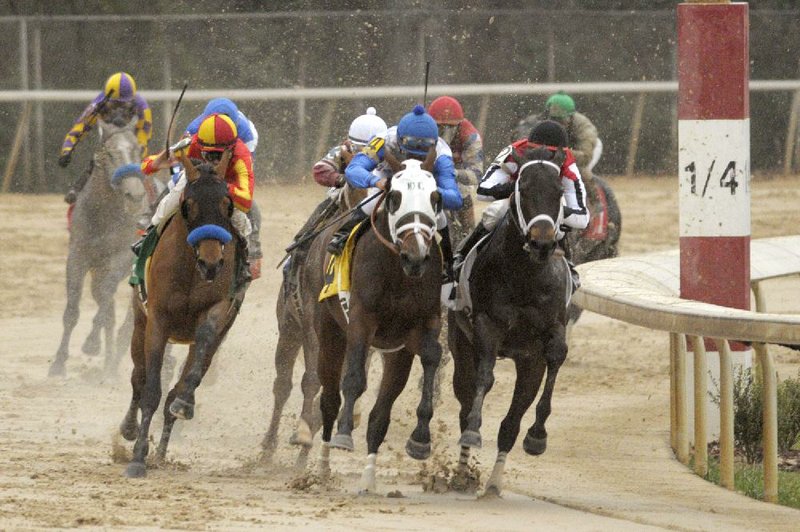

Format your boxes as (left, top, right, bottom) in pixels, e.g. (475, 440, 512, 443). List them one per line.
(118, 152, 249, 478)
(449, 147, 570, 495)
(260, 183, 366, 466)
(308, 151, 444, 493)
(49, 117, 146, 377)
(566, 174, 622, 325)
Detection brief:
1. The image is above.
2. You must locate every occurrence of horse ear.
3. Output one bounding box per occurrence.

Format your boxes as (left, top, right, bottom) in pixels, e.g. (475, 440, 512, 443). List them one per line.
(421, 145, 436, 172)
(554, 148, 567, 167)
(180, 151, 199, 183)
(215, 148, 233, 177)
(430, 190, 442, 213)
(384, 149, 402, 173)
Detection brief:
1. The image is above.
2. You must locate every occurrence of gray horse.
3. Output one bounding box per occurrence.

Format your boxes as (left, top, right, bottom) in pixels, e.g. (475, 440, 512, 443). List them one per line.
(49, 118, 146, 377)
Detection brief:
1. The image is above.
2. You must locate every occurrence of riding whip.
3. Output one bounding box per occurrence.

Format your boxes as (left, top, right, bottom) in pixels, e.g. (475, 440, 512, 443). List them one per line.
(277, 188, 384, 268)
(423, 61, 431, 107)
(165, 82, 188, 153)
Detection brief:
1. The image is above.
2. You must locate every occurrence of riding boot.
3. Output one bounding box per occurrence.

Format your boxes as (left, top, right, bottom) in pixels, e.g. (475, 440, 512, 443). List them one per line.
(236, 234, 252, 287)
(453, 222, 490, 271)
(64, 161, 94, 204)
(131, 225, 154, 257)
(327, 208, 368, 256)
(439, 226, 455, 284)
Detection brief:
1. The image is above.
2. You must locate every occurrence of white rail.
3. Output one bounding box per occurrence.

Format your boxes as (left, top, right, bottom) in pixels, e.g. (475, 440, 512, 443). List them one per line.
(573, 236, 800, 503)
(1, 80, 799, 102)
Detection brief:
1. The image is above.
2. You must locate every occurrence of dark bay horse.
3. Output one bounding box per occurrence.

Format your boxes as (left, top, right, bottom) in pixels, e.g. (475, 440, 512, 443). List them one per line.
(449, 147, 570, 495)
(260, 184, 366, 466)
(118, 153, 248, 478)
(49, 118, 146, 377)
(307, 153, 444, 493)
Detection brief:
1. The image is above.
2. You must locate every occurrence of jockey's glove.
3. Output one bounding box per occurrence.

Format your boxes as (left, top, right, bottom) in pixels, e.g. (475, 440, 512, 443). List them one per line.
(58, 153, 72, 168)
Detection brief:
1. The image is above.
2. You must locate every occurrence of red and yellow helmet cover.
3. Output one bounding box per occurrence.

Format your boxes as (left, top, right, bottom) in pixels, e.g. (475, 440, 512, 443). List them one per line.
(197, 113, 238, 152)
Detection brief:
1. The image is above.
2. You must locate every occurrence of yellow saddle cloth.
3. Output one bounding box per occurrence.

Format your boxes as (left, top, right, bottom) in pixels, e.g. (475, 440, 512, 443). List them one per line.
(319, 222, 364, 302)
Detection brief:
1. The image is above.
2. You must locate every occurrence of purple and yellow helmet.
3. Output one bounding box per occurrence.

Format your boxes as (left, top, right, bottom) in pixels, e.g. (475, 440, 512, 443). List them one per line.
(103, 72, 137, 102)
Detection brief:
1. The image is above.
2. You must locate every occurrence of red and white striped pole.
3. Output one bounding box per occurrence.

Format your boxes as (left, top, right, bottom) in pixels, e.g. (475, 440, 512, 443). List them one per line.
(678, 1, 750, 436)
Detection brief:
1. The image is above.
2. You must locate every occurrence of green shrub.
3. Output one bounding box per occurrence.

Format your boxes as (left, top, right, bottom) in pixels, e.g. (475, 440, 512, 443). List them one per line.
(710, 367, 800, 463)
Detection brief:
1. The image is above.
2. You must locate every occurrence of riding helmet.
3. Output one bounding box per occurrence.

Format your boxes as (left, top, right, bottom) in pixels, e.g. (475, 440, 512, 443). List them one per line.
(104, 72, 137, 102)
(197, 113, 238, 152)
(529, 120, 569, 148)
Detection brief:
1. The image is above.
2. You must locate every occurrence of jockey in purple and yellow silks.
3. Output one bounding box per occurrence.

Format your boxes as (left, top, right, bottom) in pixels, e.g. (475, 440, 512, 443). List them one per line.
(60, 72, 152, 205)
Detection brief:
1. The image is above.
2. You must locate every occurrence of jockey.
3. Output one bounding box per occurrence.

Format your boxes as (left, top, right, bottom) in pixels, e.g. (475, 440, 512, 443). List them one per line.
(139, 113, 255, 281)
(147, 97, 263, 279)
(286, 107, 388, 253)
(515, 92, 601, 188)
(59, 72, 152, 204)
(427, 96, 484, 231)
(329, 104, 462, 281)
(455, 120, 589, 288)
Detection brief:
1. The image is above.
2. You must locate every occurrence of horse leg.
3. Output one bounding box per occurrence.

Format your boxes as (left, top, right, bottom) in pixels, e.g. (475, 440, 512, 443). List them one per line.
(317, 312, 346, 478)
(169, 319, 223, 421)
(125, 319, 168, 478)
(49, 250, 88, 376)
(157, 344, 206, 462)
(351, 349, 376, 430)
(294, 327, 321, 448)
(120, 305, 147, 441)
(485, 356, 541, 496)
(83, 267, 113, 357)
(459, 313, 501, 449)
(332, 321, 373, 451)
(408, 329, 442, 460)
(361, 350, 414, 494)
(261, 319, 302, 460)
(109, 302, 135, 376)
(524, 332, 568, 456)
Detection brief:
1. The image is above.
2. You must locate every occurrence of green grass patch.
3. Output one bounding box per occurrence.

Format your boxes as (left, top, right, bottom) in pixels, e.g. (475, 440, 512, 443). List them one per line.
(702, 456, 800, 508)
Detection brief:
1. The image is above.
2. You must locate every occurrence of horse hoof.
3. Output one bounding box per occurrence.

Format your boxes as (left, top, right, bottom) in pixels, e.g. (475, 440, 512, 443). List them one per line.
(289, 420, 313, 447)
(481, 484, 502, 498)
(330, 433, 354, 452)
(119, 423, 139, 442)
(523, 434, 547, 455)
(82, 338, 101, 357)
(405, 438, 431, 460)
(124, 462, 147, 478)
(458, 430, 482, 449)
(47, 362, 66, 378)
(169, 398, 194, 420)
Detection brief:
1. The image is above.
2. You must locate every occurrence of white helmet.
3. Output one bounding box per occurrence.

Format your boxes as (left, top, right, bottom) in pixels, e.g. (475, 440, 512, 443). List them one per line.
(348, 107, 388, 147)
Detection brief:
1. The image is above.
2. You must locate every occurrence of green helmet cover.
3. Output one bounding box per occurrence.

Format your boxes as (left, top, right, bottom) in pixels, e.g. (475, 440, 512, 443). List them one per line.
(546, 92, 576, 118)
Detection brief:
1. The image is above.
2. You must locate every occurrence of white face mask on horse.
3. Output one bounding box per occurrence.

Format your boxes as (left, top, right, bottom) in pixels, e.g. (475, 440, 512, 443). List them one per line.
(385, 159, 441, 246)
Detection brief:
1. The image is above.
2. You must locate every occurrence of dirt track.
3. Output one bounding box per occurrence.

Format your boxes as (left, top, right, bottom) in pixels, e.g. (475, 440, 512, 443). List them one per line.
(1, 177, 800, 531)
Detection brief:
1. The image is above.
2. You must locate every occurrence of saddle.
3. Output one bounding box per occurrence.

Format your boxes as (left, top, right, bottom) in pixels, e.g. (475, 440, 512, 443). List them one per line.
(318, 220, 368, 303)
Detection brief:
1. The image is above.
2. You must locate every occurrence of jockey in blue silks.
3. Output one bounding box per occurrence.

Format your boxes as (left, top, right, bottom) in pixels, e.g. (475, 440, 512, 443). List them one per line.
(184, 98, 259, 155)
(328, 104, 462, 282)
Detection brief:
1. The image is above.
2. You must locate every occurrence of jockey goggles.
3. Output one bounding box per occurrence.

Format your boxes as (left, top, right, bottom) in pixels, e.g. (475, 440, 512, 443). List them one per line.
(400, 135, 436, 154)
(201, 150, 226, 163)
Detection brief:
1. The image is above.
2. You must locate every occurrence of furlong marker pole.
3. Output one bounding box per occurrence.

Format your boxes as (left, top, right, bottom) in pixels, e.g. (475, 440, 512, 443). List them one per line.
(677, 1, 751, 443)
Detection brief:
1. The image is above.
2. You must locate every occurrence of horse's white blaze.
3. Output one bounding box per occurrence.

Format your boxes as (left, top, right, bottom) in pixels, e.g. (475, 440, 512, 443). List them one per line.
(514, 160, 564, 236)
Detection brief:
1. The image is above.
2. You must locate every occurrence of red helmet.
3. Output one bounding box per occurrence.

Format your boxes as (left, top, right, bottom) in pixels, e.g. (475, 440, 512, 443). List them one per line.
(427, 96, 464, 125)
(197, 113, 238, 152)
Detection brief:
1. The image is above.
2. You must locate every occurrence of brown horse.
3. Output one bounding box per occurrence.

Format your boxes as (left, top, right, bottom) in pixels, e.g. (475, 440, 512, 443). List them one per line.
(260, 183, 366, 467)
(49, 118, 146, 377)
(118, 152, 249, 478)
(308, 152, 444, 493)
(449, 147, 570, 495)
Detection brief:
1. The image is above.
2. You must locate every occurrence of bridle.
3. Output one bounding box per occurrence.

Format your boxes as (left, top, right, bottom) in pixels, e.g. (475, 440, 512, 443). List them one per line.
(513, 159, 564, 251)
